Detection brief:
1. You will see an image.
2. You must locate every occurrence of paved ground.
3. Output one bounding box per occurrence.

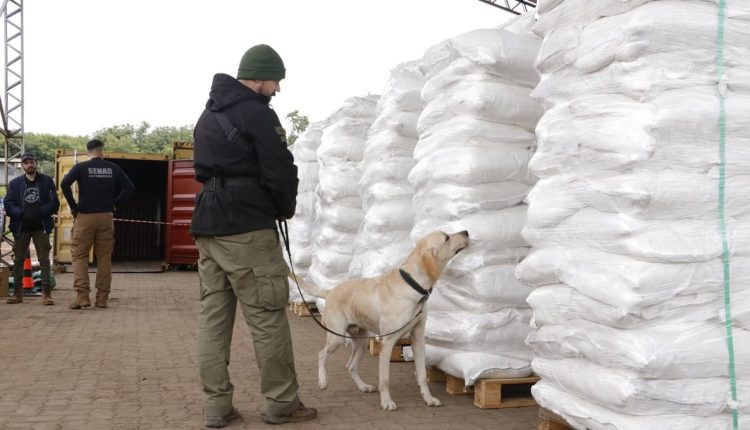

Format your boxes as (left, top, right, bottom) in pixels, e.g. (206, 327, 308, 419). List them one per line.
(0, 271, 538, 430)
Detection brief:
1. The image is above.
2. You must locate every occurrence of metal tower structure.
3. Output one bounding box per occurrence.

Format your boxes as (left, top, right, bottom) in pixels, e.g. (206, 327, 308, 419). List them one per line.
(1, 0, 23, 179)
(0, 0, 22, 267)
(477, 0, 536, 15)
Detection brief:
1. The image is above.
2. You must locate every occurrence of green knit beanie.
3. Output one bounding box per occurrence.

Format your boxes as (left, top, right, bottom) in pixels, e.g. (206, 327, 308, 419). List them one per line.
(237, 44, 286, 81)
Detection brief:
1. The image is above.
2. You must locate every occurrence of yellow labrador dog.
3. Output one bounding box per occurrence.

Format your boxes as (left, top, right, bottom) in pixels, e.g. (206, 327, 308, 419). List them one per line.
(296, 230, 469, 411)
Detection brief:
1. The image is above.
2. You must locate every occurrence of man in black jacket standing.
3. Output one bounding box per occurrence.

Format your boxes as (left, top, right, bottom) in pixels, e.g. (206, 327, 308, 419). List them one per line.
(4, 152, 59, 305)
(191, 44, 315, 428)
(61, 139, 134, 310)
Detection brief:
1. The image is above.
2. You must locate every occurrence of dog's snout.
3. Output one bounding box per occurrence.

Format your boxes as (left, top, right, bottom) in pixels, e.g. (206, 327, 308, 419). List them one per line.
(460, 230, 469, 238)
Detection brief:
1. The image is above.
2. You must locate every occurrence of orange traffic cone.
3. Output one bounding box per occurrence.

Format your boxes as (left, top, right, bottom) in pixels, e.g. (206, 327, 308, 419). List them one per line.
(22, 257, 34, 292)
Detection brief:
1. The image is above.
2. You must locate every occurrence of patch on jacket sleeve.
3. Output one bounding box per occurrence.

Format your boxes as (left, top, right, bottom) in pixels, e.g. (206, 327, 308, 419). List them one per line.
(275, 126, 288, 145)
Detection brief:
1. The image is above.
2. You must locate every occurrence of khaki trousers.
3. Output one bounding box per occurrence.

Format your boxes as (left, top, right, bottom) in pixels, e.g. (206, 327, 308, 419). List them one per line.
(196, 229, 299, 417)
(71, 213, 115, 294)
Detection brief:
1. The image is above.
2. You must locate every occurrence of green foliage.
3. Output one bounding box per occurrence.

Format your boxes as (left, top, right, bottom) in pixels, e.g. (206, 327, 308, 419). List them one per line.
(141, 125, 194, 155)
(23, 133, 88, 175)
(91, 122, 146, 153)
(92, 121, 193, 155)
(22, 122, 194, 176)
(285, 110, 309, 146)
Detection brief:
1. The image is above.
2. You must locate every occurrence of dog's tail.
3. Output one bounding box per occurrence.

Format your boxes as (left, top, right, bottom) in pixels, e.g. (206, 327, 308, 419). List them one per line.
(288, 274, 329, 299)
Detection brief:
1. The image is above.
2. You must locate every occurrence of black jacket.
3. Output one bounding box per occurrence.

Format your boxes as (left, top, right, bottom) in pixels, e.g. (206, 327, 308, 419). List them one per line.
(4, 173, 59, 235)
(190, 73, 299, 236)
(60, 158, 135, 214)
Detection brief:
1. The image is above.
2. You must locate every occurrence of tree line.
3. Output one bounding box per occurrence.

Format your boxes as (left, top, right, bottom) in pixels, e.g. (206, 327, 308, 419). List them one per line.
(22, 111, 309, 177)
(23, 122, 193, 176)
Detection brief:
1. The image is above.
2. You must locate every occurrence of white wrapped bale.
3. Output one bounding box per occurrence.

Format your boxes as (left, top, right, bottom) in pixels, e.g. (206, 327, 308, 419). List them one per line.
(306, 95, 379, 305)
(350, 61, 425, 279)
(520, 1, 750, 427)
(411, 14, 542, 383)
(286, 122, 324, 302)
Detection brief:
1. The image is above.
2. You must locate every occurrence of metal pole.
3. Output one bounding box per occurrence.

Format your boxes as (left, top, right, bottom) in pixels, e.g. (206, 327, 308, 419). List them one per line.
(0, 0, 22, 270)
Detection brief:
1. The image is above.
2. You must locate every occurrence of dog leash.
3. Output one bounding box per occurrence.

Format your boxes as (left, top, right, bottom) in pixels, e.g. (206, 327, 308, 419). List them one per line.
(277, 220, 425, 341)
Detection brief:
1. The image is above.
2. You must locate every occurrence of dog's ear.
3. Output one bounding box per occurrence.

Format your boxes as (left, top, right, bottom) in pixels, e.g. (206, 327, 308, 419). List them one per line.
(421, 251, 439, 280)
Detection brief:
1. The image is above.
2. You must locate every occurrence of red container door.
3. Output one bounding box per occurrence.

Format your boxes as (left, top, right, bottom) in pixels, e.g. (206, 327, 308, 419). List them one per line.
(165, 159, 201, 265)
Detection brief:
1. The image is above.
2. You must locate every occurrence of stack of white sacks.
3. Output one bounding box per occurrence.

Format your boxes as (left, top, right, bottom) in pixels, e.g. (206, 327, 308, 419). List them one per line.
(516, 1, 750, 429)
(286, 122, 324, 302)
(349, 61, 425, 278)
(307, 95, 379, 308)
(409, 17, 545, 385)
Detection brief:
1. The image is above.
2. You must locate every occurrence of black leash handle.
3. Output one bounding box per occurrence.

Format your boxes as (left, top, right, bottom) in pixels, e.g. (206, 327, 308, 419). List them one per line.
(277, 220, 423, 340)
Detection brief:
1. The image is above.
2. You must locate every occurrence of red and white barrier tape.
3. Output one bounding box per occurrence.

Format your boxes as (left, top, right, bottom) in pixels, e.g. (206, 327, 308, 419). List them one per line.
(53, 214, 189, 226)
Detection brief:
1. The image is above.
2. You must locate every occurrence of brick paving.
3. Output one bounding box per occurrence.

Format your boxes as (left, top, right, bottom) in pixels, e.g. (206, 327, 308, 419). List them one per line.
(0, 272, 537, 430)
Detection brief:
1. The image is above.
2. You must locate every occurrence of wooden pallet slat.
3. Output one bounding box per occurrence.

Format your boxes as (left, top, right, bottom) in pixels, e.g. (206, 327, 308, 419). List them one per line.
(428, 367, 473, 395)
(429, 367, 539, 409)
(427, 366, 446, 383)
(368, 338, 412, 362)
(446, 373, 473, 395)
(538, 407, 574, 430)
(473, 376, 540, 409)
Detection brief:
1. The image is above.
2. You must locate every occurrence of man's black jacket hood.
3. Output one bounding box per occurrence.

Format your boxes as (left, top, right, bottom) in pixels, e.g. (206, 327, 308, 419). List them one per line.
(206, 73, 271, 112)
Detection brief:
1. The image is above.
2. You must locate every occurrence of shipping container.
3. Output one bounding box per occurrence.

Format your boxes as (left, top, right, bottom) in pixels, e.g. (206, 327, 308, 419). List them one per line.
(54, 150, 170, 271)
(172, 141, 194, 160)
(165, 159, 200, 267)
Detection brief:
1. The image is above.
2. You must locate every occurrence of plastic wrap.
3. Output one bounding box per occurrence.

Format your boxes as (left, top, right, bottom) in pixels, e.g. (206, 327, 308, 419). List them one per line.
(533, 357, 749, 416)
(306, 95, 378, 293)
(425, 345, 532, 386)
(533, 381, 750, 430)
(349, 61, 425, 278)
(522, 1, 750, 426)
(285, 123, 325, 301)
(411, 14, 541, 382)
(413, 182, 531, 221)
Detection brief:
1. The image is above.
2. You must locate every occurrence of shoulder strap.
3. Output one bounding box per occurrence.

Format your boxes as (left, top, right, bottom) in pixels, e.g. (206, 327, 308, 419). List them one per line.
(214, 111, 241, 144)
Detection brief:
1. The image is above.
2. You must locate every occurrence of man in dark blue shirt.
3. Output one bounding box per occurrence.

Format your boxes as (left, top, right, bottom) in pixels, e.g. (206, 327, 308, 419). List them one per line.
(60, 139, 134, 310)
(4, 152, 59, 305)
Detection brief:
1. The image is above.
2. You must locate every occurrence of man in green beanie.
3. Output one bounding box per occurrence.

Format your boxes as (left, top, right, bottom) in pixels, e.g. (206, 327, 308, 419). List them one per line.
(191, 44, 316, 428)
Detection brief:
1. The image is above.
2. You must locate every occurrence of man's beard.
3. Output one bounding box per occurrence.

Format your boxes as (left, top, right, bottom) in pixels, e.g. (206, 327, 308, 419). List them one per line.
(24, 166, 36, 175)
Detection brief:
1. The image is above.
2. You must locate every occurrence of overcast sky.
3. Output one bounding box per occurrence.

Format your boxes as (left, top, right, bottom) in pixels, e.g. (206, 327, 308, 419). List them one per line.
(20, 1, 512, 137)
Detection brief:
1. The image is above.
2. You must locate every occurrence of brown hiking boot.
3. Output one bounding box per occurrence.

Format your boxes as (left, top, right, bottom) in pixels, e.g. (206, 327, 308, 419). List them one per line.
(42, 286, 54, 306)
(6, 296, 23, 304)
(205, 407, 241, 428)
(69, 292, 91, 309)
(261, 403, 317, 425)
(6, 289, 23, 304)
(95, 292, 109, 308)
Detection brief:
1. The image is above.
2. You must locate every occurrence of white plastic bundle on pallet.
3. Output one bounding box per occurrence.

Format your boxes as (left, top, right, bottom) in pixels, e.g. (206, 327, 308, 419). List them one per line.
(519, 1, 750, 429)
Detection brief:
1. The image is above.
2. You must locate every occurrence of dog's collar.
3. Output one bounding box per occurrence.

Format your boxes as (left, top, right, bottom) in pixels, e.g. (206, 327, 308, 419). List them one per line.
(399, 269, 430, 303)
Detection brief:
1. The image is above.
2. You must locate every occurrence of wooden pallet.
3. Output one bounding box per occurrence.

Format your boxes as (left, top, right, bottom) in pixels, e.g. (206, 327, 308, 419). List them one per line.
(368, 338, 412, 362)
(538, 407, 574, 430)
(428, 367, 540, 409)
(428, 367, 474, 394)
(289, 301, 317, 317)
(474, 376, 540, 409)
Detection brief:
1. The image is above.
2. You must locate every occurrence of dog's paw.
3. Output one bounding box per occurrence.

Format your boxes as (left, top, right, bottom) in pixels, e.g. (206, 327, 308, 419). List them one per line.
(358, 384, 376, 393)
(381, 399, 398, 411)
(423, 395, 442, 407)
(318, 380, 328, 390)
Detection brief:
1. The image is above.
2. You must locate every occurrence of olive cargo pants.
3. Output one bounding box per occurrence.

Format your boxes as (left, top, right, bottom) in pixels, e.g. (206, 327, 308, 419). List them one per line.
(12, 230, 52, 288)
(196, 229, 300, 417)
